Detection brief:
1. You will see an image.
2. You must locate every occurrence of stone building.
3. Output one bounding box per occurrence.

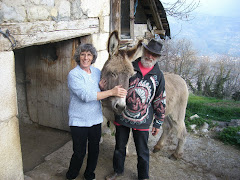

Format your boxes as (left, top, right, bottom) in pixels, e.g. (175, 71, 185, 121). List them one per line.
(0, 0, 170, 179)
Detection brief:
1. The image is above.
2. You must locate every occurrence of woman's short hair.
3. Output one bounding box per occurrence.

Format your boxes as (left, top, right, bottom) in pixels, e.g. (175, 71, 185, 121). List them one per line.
(74, 43, 98, 65)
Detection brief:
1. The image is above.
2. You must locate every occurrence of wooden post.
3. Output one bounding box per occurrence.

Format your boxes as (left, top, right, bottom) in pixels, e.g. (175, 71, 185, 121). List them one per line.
(111, 0, 121, 33)
(130, 0, 134, 39)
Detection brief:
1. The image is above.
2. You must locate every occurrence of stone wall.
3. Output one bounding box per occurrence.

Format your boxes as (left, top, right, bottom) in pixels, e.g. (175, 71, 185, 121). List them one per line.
(0, 0, 111, 67)
(0, 52, 24, 179)
(0, 0, 110, 55)
(0, 0, 110, 22)
(0, 0, 111, 179)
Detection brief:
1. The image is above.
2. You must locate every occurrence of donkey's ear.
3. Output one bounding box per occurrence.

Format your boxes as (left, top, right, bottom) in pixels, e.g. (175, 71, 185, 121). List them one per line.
(108, 30, 120, 56)
(127, 40, 143, 62)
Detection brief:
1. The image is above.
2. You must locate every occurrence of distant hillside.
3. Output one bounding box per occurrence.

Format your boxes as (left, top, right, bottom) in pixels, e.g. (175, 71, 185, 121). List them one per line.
(168, 14, 240, 57)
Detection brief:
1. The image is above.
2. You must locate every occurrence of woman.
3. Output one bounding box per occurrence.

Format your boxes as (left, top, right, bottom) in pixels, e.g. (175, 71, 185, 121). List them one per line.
(66, 43, 127, 180)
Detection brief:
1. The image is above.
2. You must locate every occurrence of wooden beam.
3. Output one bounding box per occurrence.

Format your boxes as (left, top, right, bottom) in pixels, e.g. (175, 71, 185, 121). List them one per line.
(143, 9, 163, 16)
(147, 0, 164, 31)
(154, 29, 165, 35)
(110, 0, 121, 33)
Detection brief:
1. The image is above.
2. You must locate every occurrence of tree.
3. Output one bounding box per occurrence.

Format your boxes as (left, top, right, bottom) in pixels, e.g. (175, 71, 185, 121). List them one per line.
(160, 38, 197, 77)
(213, 65, 230, 99)
(159, 37, 198, 93)
(162, 0, 200, 21)
(203, 76, 214, 97)
(175, 38, 197, 80)
(201, 56, 239, 100)
(195, 56, 210, 94)
(224, 58, 240, 99)
(159, 38, 240, 100)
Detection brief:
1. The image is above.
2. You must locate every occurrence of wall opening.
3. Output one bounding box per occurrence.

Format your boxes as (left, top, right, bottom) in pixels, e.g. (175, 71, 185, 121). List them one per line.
(121, 0, 131, 39)
(14, 38, 81, 172)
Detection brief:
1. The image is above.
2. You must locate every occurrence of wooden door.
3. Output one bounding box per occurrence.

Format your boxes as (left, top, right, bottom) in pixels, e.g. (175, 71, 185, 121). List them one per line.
(25, 39, 79, 131)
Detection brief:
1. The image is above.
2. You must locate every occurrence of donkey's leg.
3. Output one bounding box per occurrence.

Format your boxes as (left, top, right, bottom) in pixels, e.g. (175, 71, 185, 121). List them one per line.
(153, 116, 173, 153)
(126, 131, 134, 156)
(171, 125, 187, 159)
(171, 109, 187, 159)
(126, 135, 130, 156)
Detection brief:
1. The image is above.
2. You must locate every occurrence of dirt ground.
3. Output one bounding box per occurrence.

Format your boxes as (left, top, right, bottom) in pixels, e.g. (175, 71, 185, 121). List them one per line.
(19, 122, 71, 172)
(21, 123, 240, 180)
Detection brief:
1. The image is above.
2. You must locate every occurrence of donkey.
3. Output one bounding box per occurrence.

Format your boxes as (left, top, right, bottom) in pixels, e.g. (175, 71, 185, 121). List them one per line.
(101, 31, 188, 159)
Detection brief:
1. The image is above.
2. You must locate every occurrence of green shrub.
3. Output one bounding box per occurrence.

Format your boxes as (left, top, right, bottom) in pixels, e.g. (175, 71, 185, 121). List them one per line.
(232, 91, 240, 101)
(185, 94, 240, 146)
(218, 126, 240, 147)
(187, 94, 240, 121)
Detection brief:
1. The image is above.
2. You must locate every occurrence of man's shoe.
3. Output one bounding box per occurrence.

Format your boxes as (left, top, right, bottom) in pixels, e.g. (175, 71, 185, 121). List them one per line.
(105, 172, 123, 180)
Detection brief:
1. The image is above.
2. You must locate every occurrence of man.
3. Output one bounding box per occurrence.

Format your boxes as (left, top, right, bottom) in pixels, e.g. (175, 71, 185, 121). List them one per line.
(106, 39, 166, 180)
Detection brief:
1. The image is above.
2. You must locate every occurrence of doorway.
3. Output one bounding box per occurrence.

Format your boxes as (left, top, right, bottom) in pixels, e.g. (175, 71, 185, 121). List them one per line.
(14, 38, 80, 172)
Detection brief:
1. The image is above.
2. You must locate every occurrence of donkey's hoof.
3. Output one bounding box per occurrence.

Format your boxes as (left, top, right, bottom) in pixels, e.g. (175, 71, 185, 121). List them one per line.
(168, 154, 178, 160)
(153, 148, 160, 153)
(169, 152, 182, 160)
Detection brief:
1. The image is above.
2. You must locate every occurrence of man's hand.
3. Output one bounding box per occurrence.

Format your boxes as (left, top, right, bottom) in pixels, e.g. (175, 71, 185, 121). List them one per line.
(151, 127, 160, 136)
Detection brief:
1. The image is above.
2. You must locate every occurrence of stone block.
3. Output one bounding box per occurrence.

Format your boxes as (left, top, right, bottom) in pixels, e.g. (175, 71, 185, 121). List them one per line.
(0, 3, 25, 22)
(58, 0, 71, 20)
(81, 0, 110, 17)
(0, 117, 24, 180)
(40, 0, 55, 6)
(0, 51, 18, 121)
(134, 24, 148, 38)
(80, 33, 109, 52)
(100, 16, 110, 33)
(27, 6, 50, 21)
(94, 50, 109, 70)
(1, 0, 25, 5)
(71, 0, 84, 19)
(50, 8, 58, 18)
(91, 33, 109, 51)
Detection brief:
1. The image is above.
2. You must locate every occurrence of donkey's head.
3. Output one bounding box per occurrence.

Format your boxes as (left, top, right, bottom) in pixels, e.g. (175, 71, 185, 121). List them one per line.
(101, 31, 143, 115)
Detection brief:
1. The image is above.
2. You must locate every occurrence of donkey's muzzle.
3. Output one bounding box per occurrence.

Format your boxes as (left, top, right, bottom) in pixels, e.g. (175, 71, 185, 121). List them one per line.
(112, 97, 126, 115)
(114, 103, 125, 115)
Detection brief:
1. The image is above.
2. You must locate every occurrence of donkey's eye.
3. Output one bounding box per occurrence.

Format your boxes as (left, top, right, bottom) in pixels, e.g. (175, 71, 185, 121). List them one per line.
(111, 72, 117, 78)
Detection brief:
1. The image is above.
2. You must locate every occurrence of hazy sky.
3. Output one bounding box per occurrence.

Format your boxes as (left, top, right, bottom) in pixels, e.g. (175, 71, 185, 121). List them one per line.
(196, 0, 240, 17)
(160, 0, 240, 57)
(162, 0, 240, 17)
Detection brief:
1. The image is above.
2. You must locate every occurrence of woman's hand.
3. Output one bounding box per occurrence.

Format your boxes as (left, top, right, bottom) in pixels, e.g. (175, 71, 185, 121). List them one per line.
(99, 78, 106, 91)
(111, 85, 127, 98)
(97, 84, 127, 100)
